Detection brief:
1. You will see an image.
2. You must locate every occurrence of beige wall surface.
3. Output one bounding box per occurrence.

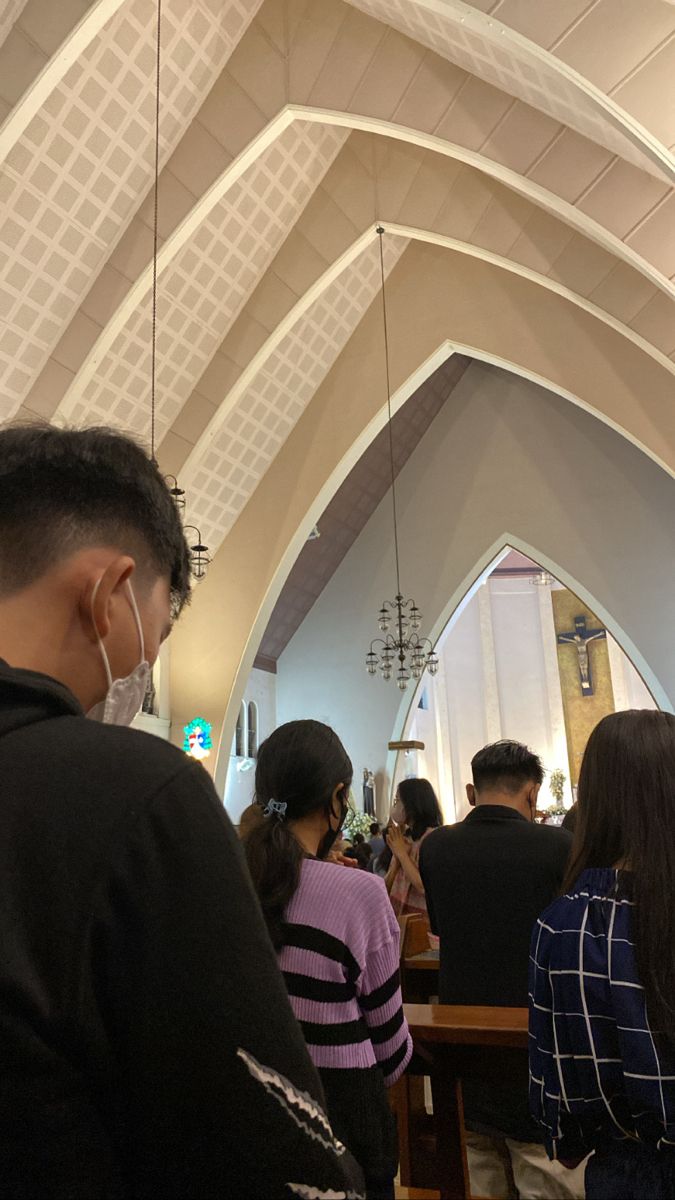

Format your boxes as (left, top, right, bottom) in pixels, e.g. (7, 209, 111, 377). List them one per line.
(276, 362, 675, 801)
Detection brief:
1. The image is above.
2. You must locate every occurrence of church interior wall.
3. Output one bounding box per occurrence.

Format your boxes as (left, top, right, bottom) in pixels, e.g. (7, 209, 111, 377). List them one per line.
(222, 667, 277, 823)
(276, 360, 675, 816)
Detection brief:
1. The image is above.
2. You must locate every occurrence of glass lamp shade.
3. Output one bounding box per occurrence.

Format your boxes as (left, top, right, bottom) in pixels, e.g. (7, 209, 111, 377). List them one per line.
(427, 653, 439, 676)
(411, 663, 424, 680)
(381, 664, 393, 680)
(397, 667, 410, 691)
(378, 607, 390, 632)
(366, 652, 378, 676)
(409, 606, 422, 631)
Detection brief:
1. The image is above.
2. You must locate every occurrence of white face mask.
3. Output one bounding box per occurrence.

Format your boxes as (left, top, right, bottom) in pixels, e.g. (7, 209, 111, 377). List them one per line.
(86, 579, 151, 726)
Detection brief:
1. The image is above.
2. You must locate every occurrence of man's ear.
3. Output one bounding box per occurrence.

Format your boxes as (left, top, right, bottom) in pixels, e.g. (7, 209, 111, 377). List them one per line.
(466, 783, 476, 808)
(529, 782, 542, 813)
(80, 555, 135, 643)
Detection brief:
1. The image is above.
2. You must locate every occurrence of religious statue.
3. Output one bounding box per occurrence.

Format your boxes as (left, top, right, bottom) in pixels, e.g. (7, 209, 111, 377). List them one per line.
(362, 768, 375, 817)
(557, 614, 606, 696)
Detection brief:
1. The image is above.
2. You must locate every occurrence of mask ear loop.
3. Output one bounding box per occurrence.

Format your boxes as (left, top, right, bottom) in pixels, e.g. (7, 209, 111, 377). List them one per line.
(91, 577, 113, 690)
(125, 579, 146, 663)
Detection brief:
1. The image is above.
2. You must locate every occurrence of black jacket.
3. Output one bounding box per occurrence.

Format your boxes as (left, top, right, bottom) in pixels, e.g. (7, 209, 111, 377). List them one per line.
(420, 805, 572, 1140)
(0, 660, 363, 1199)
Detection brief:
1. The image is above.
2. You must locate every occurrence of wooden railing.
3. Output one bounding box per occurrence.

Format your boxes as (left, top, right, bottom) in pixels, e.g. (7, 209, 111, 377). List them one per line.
(391, 1004, 529, 1200)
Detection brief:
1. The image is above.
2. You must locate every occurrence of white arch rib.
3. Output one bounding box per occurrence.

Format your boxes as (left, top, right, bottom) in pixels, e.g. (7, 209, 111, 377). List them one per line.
(54, 104, 675, 426)
(0, 0, 127, 166)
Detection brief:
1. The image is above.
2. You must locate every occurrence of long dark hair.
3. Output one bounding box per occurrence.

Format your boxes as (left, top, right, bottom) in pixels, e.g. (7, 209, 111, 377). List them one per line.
(564, 709, 675, 1043)
(398, 777, 443, 841)
(243, 720, 353, 950)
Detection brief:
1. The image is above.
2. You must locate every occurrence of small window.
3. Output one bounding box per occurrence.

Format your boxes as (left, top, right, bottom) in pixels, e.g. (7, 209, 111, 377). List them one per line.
(247, 701, 258, 758)
(235, 702, 246, 758)
(418, 689, 429, 711)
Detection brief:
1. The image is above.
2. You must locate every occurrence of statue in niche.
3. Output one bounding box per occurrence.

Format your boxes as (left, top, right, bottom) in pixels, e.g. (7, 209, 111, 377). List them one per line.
(362, 768, 375, 817)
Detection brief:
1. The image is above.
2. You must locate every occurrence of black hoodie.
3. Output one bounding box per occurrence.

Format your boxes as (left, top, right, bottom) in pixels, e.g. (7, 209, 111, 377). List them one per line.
(0, 660, 363, 1199)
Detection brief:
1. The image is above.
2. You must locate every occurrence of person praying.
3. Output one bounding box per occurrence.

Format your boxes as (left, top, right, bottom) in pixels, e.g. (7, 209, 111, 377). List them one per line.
(385, 778, 443, 918)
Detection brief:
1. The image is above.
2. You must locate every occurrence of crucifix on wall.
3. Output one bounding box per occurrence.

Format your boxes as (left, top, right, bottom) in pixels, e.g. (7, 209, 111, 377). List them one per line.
(557, 614, 607, 696)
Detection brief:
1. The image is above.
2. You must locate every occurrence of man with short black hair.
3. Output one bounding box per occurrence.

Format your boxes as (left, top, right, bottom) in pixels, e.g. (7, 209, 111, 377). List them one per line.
(420, 740, 582, 1199)
(0, 424, 363, 1199)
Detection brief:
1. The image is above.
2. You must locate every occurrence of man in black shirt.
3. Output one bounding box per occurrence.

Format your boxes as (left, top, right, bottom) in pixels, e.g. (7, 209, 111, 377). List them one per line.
(0, 425, 363, 1199)
(420, 740, 584, 1199)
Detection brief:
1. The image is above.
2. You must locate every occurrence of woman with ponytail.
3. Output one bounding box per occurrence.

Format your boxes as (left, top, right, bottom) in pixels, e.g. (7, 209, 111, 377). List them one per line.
(529, 710, 675, 1199)
(243, 720, 412, 1200)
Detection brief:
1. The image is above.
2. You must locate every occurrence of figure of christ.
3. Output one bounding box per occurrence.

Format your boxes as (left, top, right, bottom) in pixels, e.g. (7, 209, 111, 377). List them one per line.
(557, 614, 607, 695)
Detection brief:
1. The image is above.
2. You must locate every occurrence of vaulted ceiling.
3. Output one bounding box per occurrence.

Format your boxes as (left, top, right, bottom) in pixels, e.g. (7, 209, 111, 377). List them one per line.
(1, 0, 674, 746)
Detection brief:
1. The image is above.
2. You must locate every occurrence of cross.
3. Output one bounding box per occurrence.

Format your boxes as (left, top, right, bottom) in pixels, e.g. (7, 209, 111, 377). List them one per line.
(556, 614, 607, 696)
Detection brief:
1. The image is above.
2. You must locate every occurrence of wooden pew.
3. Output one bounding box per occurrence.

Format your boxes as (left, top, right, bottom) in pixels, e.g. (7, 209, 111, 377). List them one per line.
(391, 1004, 529, 1200)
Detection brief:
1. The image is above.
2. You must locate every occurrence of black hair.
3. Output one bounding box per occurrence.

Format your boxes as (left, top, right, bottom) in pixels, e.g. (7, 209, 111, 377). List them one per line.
(369, 822, 380, 836)
(0, 424, 191, 616)
(561, 803, 577, 833)
(243, 720, 353, 950)
(564, 710, 675, 1046)
(471, 740, 544, 794)
(397, 778, 443, 841)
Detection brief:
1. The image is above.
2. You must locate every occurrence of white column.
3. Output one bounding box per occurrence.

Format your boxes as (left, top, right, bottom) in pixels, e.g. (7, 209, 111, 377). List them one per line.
(536, 585, 573, 806)
(478, 584, 502, 743)
(433, 654, 456, 822)
(606, 632, 629, 712)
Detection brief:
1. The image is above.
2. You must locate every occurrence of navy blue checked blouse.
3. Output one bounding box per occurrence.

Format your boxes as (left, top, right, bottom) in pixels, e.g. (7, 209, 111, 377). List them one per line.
(529, 867, 675, 1162)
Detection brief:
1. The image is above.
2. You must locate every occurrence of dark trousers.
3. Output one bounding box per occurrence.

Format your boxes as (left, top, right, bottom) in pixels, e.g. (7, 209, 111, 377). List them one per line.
(587, 1142, 675, 1200)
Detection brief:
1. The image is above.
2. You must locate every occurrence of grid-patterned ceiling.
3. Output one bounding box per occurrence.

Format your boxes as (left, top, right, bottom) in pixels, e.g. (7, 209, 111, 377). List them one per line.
(0, 0, 673, 606)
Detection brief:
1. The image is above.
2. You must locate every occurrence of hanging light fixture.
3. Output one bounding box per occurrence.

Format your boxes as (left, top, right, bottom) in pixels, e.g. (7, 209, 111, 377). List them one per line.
(365, 227, 439, 691)
(149, 1, 209, 580)
(183, 526, 211, 581)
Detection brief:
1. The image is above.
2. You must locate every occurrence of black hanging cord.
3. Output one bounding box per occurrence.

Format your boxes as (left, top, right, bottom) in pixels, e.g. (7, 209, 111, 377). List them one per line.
(150, 0, 163, 463)
(377, 225, 401, 597)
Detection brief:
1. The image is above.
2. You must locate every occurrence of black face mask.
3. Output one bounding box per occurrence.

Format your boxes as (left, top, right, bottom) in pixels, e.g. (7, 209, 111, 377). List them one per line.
(316, 793, 348, 860)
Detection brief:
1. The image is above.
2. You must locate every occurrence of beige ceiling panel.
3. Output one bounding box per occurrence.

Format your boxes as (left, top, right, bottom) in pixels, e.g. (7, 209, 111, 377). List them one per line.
(577, 159, 672, 240)
(435, 76, 514, 152)
(162, 119, 233, 201)
(226, 14, 288, 119)
(490, 1, 595, 50)
(197, 72, 268, 160)
(588, 263, 660, 327)
(479, 100, 560, 175)
(434, 165, 498, 242)
(546, 234, 617, 298)
(612, 40, 675, 150)
(169, 388, 218, 445)
(323, 135, 377, 228)
(51, 310, 100, 374)
(527, 128, 614, 204)
(81, 262, 140, 328)
(392, 49, 467, 131)
(107, 218, 159, 285)
(13, 0, 90, 56)
(16, 357, 75, 421)
(629, 291, 675, 357)
(508, 207, 575, 275)
(626, 194, 675, 279)
(287, 0, 349, 101)
(553, 0, 675, 95)
(0, 25, 46, 106)
(194, 350, 242, 408)
(56, 122, 347, 437)
(468, 186, 538, 256)
(271, 228, 332, 296)
(0, 0, 30, 49)
(370, 139, 430, 219)
(299, 186, 363, 260)
(135, 172, 201, 242)
(349, 28, 425, 120)
(0, 0, 259, 423)
(305, 5, 386, 110)
(395, 154, 463, 229)
(245, 271, 300, 334)
(157, 428, 191, 480)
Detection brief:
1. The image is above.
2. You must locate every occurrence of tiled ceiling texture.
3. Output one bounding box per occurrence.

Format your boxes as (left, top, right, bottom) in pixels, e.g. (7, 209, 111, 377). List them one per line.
(257, 354, 472, 666)
(0, 0, 262, 423)
(0, 0, 673, 648)
(179, 231, 407, 552)
(55, 121, 348, 441)
(346, 0, 675, 182)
